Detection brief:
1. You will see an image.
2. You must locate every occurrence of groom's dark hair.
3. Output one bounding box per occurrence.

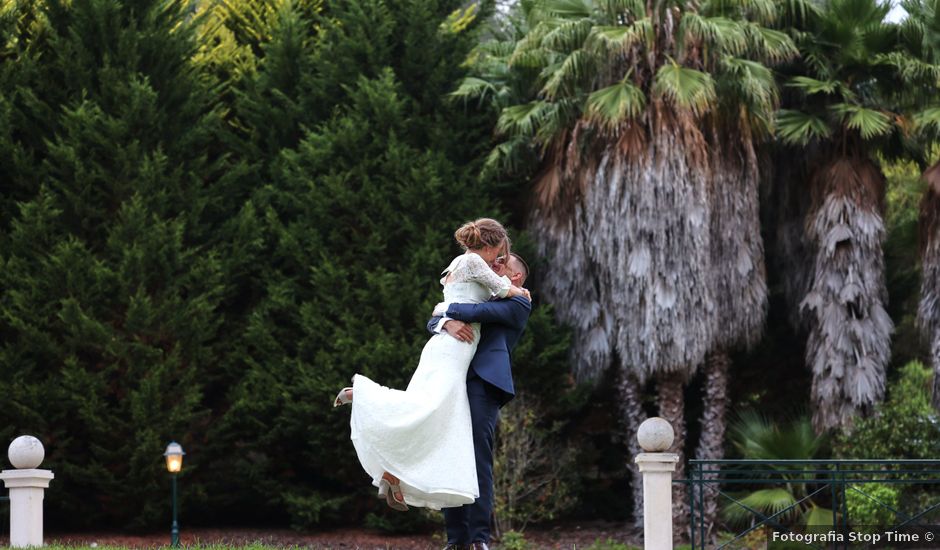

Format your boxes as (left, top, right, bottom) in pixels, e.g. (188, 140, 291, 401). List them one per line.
(510, 253, 529, 284)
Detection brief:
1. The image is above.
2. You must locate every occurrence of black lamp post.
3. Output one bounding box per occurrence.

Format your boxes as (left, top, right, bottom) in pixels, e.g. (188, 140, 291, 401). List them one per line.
(164, 442, 185, 548)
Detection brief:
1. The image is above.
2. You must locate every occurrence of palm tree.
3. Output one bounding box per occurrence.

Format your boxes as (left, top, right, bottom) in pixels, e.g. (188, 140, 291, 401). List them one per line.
(457, 0, 797, 537)
(899, 0, 940, 411)
(721, 412, 832, 532)
(775, 0, 913, 432)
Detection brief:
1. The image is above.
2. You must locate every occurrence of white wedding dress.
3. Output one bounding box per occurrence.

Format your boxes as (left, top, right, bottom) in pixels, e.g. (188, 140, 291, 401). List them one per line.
(349, 252, 511, 509)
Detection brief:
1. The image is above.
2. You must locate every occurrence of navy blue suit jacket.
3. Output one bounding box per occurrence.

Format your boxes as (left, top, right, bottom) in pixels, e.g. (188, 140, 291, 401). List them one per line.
(427, 296, 531, 406)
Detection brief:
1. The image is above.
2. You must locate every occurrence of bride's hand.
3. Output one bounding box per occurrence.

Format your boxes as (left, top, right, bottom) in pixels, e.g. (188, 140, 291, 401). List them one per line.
(508, 286, 531, 301)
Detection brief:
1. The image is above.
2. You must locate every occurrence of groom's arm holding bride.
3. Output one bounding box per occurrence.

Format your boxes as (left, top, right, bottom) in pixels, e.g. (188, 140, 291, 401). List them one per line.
(426, 295, 532, 342)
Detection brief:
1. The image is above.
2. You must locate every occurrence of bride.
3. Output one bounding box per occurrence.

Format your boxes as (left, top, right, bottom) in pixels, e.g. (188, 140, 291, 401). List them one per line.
(333, 218, 529, 511)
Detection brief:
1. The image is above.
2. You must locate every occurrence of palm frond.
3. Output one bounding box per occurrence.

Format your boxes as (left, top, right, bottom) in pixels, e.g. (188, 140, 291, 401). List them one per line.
(831, 103, 893, 139)
(776, 109, 832, 145)
(477, 39, 517, 59)
(729, 411, 824, 460)
(483, 137, 535, 176)
(787, 76, 847, 97)
(510, 46, 553, 70)
(598, 0, 646, 20)
(585, 78, 647, 132)
(535, 98, 582, 145)
(541, 48, 593, 100)
(913, 107, 940, 137)
(542, 18, 593, 52)
(744, 23, 798, 64)
(721, 488, 800, 526)
(587, 19, 653, 56)
(776, 0, 821, 26)
(702, 0, 777, 25)
(512, 19, 559, 60)
(680, 14, 747, 57)
(450, 76, 499, 106)
(652, 61, 717, 116)
(877, 52, 940, 84)
(802, 504, 836, 527)
(719, 56, 779, 116)
(539, 0, 593, 19)
(496, 100, 554, 137)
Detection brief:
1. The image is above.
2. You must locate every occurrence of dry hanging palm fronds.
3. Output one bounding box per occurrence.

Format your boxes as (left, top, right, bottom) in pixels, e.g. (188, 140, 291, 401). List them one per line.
(801, 158, 892, 432)
(916, 162, 940, 410)
(532, 114, 715, 384)
(707, 134, 768, 350)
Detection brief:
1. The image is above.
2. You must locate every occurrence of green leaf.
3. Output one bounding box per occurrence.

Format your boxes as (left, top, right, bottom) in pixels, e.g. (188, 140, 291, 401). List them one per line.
(483, 137, 532, 176)
(588, 19, 653, 55)
(679, 14, 746, 56)
(722, 488, 800, 526)
(776, 109, 832, 145)
(496, 100, 553, 137)
(540, 0, 593, 19)
(535, 98, 581, 144)
(450, 77, 497, 104)
(510, 47, 553, 70)
(787, 76, 842, 96)
(745, 24, 798, 64)
(585, 79, 647, 131)
(542, 49, 592, 100)
(913, 107, 940, 135)
(803, 505, 836, 528)
(542, 18, 593, 52)
(652, 62, 716, 116)
(720, 56, 778, 116)
(599, 0, 646, 18)
(831, 103, 893, 139)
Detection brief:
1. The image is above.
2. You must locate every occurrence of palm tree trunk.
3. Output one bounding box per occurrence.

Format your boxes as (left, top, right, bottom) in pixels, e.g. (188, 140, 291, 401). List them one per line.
(770, 145, 818, 332)
(616, 369, 646, 529)
(657, 372, 688, 544)
(694, 350, 730, 544)
(802, 157, 892, 432)
(917, 162, 940, 411)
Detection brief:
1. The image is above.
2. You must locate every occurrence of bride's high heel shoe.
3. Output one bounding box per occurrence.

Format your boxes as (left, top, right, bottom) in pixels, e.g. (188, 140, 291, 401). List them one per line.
(378, 472, 408, 512)
(333, 387, 353, 407)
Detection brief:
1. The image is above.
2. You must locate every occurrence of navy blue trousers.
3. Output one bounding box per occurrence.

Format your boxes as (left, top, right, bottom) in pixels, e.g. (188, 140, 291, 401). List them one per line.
(444, 376, 502, 545)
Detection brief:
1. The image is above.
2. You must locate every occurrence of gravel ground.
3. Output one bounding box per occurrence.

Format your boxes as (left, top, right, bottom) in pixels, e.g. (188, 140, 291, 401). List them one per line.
(42, 522, 642, 549)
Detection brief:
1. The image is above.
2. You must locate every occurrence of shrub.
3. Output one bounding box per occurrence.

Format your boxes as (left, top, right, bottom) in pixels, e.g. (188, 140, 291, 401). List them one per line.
(845, 483, 900, 528)
(499, 530, 530, 550)
(834, 361, 940, 460)
(582, 538, 639, 550)
(493, 394, 577, 533)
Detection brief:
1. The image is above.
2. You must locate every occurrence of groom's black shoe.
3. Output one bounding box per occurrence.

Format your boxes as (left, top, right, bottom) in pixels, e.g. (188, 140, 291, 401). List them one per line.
(469, 543, 489, 550)
(441, 545, 465, 550)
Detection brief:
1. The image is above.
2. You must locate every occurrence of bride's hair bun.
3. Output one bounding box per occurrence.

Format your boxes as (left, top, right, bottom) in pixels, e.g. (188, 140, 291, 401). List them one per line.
(455, 218, 508, 251)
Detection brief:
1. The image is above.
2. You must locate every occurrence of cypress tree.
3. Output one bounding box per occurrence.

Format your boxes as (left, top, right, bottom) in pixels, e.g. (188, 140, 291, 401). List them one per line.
(203, 0, 542, 528)
(0, 0, 232, 528)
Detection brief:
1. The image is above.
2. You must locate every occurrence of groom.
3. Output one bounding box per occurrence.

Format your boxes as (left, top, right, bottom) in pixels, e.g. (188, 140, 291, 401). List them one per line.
(427, 253, 532, 550)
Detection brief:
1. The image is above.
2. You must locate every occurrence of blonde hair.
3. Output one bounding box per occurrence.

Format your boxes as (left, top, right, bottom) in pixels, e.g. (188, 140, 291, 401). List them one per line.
(454, 218, 508, 252)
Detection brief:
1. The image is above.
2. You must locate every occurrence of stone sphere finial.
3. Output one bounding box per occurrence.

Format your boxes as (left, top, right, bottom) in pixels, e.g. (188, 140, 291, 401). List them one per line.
(8, 435, 44, 469)
(637, 417, 674, 452)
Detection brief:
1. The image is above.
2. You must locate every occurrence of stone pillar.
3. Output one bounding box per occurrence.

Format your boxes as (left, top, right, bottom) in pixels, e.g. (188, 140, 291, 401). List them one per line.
(0, 436, 55, 548)
(635, 418, 679, 550)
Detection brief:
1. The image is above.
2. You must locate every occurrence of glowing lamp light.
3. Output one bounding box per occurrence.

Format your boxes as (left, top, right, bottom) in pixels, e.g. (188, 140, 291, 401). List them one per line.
(164, 442, 185, 473)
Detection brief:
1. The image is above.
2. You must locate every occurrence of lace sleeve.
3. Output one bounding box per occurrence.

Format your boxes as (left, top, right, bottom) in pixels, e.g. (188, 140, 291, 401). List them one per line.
(460, 253, 512, 298)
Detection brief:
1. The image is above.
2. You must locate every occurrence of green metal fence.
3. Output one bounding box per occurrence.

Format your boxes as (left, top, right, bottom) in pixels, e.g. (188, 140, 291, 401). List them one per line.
(685, 459, 940, 549)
